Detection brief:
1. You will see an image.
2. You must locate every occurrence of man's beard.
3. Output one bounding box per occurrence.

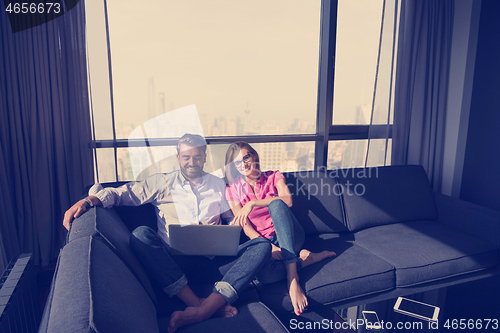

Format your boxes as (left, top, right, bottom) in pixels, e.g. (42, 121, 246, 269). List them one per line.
(182, 165, 201, 179)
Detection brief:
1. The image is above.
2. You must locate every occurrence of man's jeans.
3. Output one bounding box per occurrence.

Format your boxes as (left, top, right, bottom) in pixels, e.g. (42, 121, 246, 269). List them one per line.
(130, 226, 271, 305)
(257, 199, 305, 284)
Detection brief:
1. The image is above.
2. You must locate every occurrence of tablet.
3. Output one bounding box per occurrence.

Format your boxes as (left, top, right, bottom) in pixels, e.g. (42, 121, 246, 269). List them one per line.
(393, 297, 440, 322)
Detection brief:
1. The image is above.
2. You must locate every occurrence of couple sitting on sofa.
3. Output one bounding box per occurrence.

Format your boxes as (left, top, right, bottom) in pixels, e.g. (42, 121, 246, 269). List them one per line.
(63, 133, 335, 332)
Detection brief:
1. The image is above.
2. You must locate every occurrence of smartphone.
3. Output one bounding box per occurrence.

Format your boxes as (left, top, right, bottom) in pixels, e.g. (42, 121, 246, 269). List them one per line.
(393, 297, 440, 322)
(362, 311, 382, 330)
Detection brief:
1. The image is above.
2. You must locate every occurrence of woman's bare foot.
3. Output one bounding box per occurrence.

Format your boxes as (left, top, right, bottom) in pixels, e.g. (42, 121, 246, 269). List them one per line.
(288, 277, 308, 316)
(299, 249, 336, 268)
(200, 298, 238, 318)
(168, 306, 209, 333)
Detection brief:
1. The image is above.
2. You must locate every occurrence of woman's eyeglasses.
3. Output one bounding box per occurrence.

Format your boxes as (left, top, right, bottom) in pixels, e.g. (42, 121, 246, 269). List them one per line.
(234, 153, 252, 168)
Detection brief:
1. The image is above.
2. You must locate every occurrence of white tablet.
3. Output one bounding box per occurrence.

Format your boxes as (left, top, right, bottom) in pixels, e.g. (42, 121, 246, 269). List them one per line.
(394, 297, 440, 322)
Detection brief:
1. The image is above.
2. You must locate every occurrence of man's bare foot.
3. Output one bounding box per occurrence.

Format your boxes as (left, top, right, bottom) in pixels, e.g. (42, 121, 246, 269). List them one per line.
(200, 298, 238, 318)
(288, 278, 308, 316)
(299, 249, 336, 268)
(168, 306, 210, 333)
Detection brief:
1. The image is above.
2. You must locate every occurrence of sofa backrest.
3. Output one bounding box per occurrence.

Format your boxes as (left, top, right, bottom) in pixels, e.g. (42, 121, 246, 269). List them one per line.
(95, 181, 159, 232)
(41, 236, 159, 333)
(337, 165, 438, 231)
(283, 170, 347, 234)
(283, 165, 438, 234)
(95, 166, 437, 236)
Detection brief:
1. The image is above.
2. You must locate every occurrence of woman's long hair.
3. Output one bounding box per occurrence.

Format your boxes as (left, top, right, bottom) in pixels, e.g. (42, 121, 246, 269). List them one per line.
(225, 141, 260, 184)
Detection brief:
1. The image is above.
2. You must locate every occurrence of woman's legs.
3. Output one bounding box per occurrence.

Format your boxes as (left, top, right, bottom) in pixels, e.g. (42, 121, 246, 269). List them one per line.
(265, 199, 336, 315)
(256, 202, 304, 284)
(268, 199, 304, 265)
(267, 199, 307, 315)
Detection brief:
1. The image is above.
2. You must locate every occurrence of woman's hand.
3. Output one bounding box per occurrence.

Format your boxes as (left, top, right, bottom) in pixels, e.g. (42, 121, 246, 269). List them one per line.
(232, 201, 254, 227)
(271, 243, 283, 260)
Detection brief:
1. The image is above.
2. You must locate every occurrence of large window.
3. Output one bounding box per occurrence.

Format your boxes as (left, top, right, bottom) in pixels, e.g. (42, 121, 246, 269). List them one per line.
(86, 0, 398, 182)
(333, 0, 397, 126)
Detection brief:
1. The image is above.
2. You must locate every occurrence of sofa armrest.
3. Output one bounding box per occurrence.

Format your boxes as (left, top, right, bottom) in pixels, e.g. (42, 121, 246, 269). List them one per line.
(434, 192, 500, 247)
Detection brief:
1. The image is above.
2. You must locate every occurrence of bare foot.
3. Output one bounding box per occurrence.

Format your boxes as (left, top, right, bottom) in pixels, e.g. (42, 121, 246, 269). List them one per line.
(288, 278, 308, 316)
(168, 306, 209, 333)
(299, 249, 336, 268)
(200, 298, 238, 318)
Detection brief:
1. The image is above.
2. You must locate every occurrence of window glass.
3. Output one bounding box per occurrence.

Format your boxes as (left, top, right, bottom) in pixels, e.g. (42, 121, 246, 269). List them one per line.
(328, 139, 391, 169)
(112, 141, 315, 182)
(99, 0, 321, 140)
(333, 0, 398, 125)
(95, 149, 117, 183)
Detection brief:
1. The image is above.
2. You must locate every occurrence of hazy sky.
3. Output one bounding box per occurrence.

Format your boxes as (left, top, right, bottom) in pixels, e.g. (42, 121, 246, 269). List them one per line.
(86, 0, 395, 138)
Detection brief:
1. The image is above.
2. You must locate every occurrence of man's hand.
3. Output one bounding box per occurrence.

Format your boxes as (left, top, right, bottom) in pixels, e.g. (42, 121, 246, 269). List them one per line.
(271, 243, 283, 261)
(63, 200, 89, 230)
(63, 196, 102, 230)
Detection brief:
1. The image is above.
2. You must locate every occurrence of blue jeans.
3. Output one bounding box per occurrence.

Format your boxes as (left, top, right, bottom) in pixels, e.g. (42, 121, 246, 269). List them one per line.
(256, 199, 305, 284)
(130, 226, 271, 305)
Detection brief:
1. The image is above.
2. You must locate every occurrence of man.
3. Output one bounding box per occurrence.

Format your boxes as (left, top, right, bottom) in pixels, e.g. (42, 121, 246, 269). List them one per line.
(63, 133, 271, 333)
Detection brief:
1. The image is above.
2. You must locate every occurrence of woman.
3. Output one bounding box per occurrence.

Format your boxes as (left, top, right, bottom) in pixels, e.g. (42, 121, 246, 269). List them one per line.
(224, 141, 336, 316)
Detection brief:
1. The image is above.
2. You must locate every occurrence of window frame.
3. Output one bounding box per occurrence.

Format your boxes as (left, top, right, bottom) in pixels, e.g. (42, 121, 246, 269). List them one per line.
(90, 0, 393, 181)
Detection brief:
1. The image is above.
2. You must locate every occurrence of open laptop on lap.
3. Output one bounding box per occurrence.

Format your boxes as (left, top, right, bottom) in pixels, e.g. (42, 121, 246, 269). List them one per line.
(168, 224, 241, 256)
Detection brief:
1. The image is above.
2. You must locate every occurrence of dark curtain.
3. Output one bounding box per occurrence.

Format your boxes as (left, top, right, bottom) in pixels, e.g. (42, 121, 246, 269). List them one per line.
(392, 0, 454, 191)
(0, 1, 93, 271)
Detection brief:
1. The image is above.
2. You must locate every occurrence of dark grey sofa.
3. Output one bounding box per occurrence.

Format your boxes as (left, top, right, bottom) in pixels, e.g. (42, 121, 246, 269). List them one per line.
(38, 200, 289, 332)
(38, 165, 500, 332)
(259, 165, 500, 320)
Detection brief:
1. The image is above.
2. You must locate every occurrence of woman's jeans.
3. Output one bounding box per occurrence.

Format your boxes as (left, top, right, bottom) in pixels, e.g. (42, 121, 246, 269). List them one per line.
(130, 226, 271, 305)
(257, 199, 305, 284)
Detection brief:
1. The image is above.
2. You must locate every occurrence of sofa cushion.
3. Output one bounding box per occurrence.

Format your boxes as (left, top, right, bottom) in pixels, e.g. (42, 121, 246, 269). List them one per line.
(45, 236, 159, 333)
(69, 206, 156, 303)
(338, 165, 438, 232)
(283, 171, 347, 234)
(353, 221, 499, 287)
(257, 233, 395, 313)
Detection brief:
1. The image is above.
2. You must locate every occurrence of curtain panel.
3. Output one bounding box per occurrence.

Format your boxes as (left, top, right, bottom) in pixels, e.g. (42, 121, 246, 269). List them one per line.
(392, 0, 454, 192)
(0, 1, 93, 271)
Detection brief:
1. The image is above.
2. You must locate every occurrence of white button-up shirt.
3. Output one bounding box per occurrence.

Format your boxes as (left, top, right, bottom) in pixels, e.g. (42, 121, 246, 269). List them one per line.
(89, 170, 231, 244)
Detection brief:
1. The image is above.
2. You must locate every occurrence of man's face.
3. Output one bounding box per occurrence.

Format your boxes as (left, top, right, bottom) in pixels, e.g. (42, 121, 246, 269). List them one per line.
(177, 143, 206, 180)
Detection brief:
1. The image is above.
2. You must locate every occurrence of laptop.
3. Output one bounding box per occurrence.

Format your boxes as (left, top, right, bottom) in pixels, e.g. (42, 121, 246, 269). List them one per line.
(168, 224, 241, 256)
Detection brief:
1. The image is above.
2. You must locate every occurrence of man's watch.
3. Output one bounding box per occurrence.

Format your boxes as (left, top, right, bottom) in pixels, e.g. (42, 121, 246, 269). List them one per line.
(84, 198, 94, 207)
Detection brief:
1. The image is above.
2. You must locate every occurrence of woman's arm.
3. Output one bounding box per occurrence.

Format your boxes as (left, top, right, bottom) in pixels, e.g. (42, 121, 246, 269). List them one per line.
(227, 200, 260, 238)
(235, 178, 292, 223)
(228, 200, 283, 260)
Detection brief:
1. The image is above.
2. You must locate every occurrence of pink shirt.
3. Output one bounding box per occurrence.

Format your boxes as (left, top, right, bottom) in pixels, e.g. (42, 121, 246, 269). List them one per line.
(226, 170, 285, 239)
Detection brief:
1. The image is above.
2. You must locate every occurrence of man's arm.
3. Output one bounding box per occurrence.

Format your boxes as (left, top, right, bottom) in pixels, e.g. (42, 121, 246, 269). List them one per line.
(62, 174, 167, 230)
(63, 195, 102, 230)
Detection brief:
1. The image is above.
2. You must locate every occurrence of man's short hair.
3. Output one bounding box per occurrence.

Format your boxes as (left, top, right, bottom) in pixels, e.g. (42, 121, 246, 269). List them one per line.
(176, 133, 207, 153)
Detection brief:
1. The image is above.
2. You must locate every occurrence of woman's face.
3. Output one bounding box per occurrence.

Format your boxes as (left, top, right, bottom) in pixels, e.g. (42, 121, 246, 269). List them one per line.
(233, 148, 259, 177)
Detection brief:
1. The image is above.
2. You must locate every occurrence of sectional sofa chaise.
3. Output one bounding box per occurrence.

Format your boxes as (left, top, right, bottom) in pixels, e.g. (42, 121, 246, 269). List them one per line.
(38, 165, 500, 332)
